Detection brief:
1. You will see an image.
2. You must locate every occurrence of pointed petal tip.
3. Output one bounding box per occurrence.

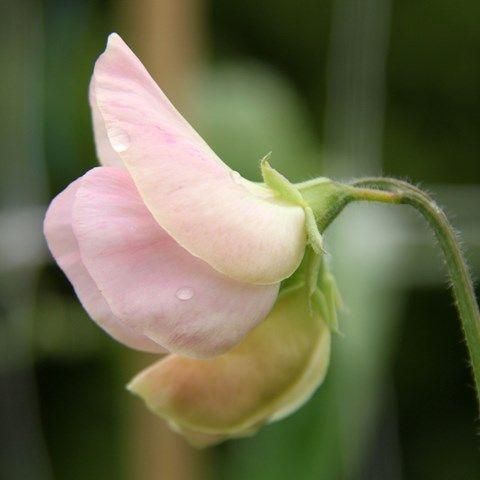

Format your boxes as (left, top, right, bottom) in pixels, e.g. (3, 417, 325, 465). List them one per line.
(125, 378, 138, 394)
(107, 32, 122, 47)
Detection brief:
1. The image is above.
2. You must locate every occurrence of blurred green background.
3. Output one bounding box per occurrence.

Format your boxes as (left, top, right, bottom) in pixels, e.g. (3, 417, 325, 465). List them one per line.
(1, 0, 479, 479)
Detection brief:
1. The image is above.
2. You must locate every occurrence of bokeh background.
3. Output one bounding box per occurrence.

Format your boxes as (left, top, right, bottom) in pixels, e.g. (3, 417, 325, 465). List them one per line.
(1, 0, 479, 479)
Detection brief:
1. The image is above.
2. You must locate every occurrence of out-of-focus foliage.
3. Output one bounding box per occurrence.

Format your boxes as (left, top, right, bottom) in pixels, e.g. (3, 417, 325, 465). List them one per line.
(195, 63, 322, 181)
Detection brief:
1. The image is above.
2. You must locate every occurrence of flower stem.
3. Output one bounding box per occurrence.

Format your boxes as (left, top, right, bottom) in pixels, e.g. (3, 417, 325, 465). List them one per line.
(349, 177, 480, 409)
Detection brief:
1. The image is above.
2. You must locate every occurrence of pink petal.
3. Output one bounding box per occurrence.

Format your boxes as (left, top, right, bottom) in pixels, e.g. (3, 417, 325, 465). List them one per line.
(43, 178, 163, 353)
(127, 287, 331, 445)
(89, 79, 123, 168)
(91, 33, 306, 285)
(72, 167, 279, 357)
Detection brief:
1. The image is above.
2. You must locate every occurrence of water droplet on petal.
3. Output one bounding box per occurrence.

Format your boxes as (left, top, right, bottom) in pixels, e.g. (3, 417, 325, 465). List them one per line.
(176, 287, 194, 301)
(230, 170, 242, 183)
(107, 126, 130, 153)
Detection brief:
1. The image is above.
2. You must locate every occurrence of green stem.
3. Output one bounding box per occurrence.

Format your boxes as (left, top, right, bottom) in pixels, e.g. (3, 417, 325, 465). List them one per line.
(349, 177, 480, 410)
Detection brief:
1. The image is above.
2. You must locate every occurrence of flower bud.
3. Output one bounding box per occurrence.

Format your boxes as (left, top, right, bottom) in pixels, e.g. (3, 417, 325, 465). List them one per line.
(127, 285, 331, 447)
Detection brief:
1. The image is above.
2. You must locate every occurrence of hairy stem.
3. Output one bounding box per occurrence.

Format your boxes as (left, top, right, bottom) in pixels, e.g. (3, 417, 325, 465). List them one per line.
(350, 177, 480, 409)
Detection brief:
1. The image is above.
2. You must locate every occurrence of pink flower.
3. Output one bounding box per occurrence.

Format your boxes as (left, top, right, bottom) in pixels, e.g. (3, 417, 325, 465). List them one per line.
(44, 34, 339, 445)
(43, 34, 307, 358)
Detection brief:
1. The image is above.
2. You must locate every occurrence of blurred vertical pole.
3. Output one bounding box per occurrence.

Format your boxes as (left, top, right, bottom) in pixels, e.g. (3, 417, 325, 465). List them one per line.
(0, 0, 51, 479)
(324, 0, 391, 178)
(114, 1, 208, 480)
(323, 0, 404, 479)
(117, 0, 205, 108)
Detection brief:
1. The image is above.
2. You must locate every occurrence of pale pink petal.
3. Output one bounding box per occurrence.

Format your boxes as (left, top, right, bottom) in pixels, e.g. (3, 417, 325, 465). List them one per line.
(89, 79, 123, 167)
(72, 167, 279, 358)
(127, 287, 331, 445)
(43, 177, 164, 353)
(91, 33, 306, 285)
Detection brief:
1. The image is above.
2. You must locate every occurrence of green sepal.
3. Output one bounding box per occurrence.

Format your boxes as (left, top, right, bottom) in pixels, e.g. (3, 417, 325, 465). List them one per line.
(260, 157, 325, 255)
(305, 206, 324, 254)
(259, 159, 344, 333)
(305, 248, 322, 298)
(261, 156, 306, 207)
(312, 287, 339, 333)
(311, 289, 331, 327)
(289, 246, 340, 332)
(324, 271, 344, 313)
(296, 179, 353, 233)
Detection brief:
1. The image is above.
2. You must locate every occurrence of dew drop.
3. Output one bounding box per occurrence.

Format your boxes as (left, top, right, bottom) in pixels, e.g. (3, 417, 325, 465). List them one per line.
(230, 170, 242, 183)
(175, 287, 194, 301)
(107, 126, 130, 153)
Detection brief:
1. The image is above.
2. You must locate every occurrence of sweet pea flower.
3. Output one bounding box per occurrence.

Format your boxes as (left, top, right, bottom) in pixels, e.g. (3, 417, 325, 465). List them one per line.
(42, 32, 480, 449)
(43, 33, 307, 357)
(44, 34, 339, 444)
